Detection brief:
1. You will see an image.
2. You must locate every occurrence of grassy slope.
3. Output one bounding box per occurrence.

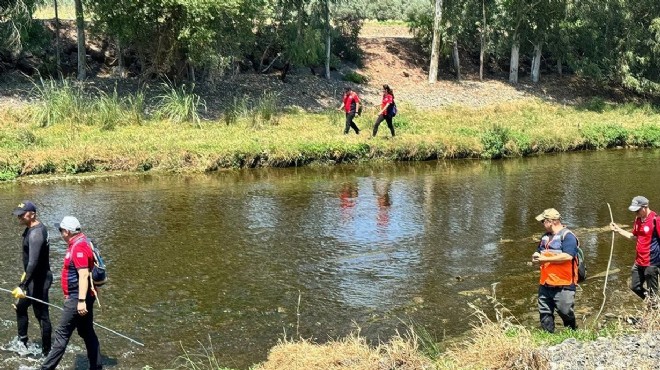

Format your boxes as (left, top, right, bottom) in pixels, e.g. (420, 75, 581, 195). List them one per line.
(1, 98, 658, 180)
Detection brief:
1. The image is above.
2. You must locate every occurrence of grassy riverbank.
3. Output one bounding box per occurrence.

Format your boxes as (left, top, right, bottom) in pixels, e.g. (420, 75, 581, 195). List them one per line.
(0, 91, 658, 180)
(173, 300, 660, 370)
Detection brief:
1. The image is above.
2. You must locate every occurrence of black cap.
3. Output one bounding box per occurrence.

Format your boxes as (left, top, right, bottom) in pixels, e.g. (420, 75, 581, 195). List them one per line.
(12, 201, 37, 216)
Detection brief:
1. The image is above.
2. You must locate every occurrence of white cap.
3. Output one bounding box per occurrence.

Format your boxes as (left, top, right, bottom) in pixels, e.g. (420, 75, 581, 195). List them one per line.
(55, 216, 81, 232)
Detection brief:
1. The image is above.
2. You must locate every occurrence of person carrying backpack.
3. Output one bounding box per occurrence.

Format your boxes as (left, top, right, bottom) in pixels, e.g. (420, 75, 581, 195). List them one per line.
(372, 84, 396, 138)
(610, 196, 659, 302)
(41, 216, 102, 370)
(531, 208, 578, 333)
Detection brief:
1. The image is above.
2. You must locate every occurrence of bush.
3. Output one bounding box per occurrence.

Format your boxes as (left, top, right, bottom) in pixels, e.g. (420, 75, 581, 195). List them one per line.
(580, 123, 629, 149)
(481, 124, 512, 159)
(342, 72, 369, 84)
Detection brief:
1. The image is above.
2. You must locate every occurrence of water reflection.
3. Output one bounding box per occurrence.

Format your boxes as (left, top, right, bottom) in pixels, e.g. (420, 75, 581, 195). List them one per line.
(0, 150, 658, 369)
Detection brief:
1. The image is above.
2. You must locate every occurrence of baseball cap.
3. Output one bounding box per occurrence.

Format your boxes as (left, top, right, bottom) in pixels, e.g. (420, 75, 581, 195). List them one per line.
(628, 196, 649, 212)
(535, 208, 561, 221)
(12, 201, 37, 216)
(55, 216, 81, 232)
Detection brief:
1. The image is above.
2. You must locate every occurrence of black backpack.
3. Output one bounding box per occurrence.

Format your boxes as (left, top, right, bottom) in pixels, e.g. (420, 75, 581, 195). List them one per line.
(88, 239, 108, 286)
(387, 101, 397, 117)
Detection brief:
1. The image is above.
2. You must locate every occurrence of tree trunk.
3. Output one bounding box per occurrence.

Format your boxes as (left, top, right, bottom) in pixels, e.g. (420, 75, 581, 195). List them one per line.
(74, 0, 86, 80)
(508, 39, 519, 84)
(479, 0, 485, 81)
(557, 58, 562, 76)
(531, 43, 541, 83)
(452, 40, 461, 81)
(117, 41, 126, 78)
(54, 0, 61, 73)
(324, 0, 331, 80)
(428, 0, 443, 83)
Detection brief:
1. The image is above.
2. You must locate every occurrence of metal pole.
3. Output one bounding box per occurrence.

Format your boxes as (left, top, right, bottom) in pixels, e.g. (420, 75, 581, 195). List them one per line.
(0, 287, 144, 346)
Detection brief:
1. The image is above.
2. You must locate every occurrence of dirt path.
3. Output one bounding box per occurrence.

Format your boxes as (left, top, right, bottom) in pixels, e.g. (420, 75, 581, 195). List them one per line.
(0, 23, 636, 117)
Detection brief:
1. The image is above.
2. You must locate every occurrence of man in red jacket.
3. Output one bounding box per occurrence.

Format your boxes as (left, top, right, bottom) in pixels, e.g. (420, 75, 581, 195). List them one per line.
(611, 196, 660, 302)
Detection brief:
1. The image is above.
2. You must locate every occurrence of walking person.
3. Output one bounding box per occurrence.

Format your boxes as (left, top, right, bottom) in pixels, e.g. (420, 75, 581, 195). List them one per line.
(531, 208, 578, 333)
(11, 200, 52, 357)
(338, 86, 361, 135)
(610, 196, 660, 302)
(41, 216, 102, 370)
(372, 84, 395, 138)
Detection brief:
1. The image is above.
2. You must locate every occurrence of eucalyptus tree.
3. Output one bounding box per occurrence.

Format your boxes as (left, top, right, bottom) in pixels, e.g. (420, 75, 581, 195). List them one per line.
(73, 0, 84, 79)
(561, 0, 659, 94)
(428, 0, 443, 83)
(526, 0, 565, 83)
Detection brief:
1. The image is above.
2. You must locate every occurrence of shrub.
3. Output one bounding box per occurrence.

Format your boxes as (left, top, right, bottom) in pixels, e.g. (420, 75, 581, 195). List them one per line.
(580, 123, 628, 149)
(481, 124, 512, 159)
(342, 71, 369, 84)
(154, 82, 207, 126)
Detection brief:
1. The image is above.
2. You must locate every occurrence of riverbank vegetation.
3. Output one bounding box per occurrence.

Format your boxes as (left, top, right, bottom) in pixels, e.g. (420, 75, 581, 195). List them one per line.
(2, 0, 659, 97)
(0, 81, 658, 181)
(172, 298, 660, 370)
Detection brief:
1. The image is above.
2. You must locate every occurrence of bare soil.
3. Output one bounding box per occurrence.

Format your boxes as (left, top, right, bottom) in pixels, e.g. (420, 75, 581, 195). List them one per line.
(0, 22, 649, 117)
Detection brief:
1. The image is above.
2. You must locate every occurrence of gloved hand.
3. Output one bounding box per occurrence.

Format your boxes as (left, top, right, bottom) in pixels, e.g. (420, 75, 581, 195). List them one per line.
(12, 287, 26, 299)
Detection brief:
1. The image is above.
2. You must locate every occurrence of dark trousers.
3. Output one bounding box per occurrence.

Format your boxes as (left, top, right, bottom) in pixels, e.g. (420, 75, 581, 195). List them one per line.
(538, 285, 576, 333)
(16, 271, 53, 355)
(344, 111, 360, 134)
(41, 297, 102, 370)
(372, 114, 395, 137)
(630, 264, 659, 300)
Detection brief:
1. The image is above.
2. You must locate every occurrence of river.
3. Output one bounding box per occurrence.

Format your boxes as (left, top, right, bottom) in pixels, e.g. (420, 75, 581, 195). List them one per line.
(0, 149, 658, 369)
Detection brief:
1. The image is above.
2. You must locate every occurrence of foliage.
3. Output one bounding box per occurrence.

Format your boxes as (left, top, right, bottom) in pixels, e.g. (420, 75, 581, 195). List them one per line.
(335, 0, 428, 21)
(154, 82, 206, 126)
(30, 77, 146, 128)
(342, 71, 368, 84)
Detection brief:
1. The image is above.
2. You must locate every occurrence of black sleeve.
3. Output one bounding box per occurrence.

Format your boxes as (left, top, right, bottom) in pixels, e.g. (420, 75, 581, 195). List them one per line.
(21, 229, 46, 288)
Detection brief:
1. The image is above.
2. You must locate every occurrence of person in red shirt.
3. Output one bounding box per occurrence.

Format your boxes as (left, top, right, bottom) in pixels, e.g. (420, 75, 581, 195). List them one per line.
(338, 86, 361, 135)
(41, 216, 102, 370)
(611, 196, 660, 301)
(372, 84, 395, 138)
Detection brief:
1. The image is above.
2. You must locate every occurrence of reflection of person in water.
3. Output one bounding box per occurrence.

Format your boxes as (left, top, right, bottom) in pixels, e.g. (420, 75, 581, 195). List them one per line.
(339, 182, 359, 221)
(374, 180, 392, 228)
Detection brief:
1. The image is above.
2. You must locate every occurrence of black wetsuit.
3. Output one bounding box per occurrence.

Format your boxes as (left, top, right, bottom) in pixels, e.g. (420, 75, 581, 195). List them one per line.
(16, 222, 52, 355)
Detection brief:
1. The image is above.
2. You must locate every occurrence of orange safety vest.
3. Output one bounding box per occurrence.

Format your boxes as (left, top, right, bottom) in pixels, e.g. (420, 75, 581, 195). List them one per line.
(538, 229, 577, 286)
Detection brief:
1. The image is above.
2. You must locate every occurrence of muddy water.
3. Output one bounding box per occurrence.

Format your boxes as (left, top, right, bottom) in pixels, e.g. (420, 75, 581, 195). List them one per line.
(0, 149, 658, 369)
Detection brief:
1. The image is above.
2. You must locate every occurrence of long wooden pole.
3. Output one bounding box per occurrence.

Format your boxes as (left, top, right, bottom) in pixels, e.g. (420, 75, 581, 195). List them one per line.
(594, 203, 616, 324)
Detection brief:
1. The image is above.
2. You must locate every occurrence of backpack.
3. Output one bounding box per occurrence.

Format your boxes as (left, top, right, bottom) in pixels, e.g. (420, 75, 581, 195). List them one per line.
(88, 239, 108, 286)
(559, 228, 586, 283)
(388, 101, 397, 117)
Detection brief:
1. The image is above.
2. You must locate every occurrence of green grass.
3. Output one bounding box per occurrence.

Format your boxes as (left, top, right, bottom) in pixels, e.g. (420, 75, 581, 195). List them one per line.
(0, 91, 658, 180)
(154, 82, 206, 126)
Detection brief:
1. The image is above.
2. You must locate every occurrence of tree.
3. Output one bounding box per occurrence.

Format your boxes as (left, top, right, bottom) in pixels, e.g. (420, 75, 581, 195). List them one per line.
(428, 0, 443, 83)
(74, 0, 85, 79)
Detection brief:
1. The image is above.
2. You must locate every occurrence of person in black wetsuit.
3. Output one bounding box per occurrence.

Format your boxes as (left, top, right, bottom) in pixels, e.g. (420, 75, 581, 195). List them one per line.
(12, 201, 52, 357)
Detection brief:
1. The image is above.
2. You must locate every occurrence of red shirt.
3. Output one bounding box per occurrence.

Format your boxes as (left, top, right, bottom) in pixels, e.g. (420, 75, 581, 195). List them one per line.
(381, 93, 393, 110)
(633, 211, 658, 266)
(343, 92, 360, 113)
(61, 233, 95, 297)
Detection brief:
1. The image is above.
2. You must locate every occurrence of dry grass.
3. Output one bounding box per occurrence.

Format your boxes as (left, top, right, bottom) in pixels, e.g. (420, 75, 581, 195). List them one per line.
(253, 331, 436, 370)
